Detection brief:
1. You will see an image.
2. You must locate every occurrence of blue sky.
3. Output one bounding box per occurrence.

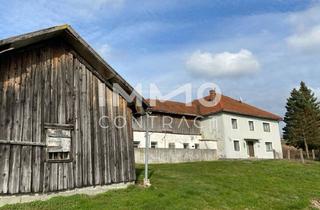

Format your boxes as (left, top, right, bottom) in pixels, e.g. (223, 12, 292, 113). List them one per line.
(1, 0, 320, 118)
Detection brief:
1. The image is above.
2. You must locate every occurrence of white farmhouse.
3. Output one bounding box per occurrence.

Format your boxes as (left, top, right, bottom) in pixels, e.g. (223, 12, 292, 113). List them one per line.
(133, 90, 283, 159)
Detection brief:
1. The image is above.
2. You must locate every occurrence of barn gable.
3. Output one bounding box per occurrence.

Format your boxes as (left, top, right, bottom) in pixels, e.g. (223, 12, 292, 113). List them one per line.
(0, 24, 146, 110)
(0, 26, 140, 195)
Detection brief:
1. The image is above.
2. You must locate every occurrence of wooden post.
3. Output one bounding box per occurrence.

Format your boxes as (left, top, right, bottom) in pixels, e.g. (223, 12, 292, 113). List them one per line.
(300, 149, 305, 164)
(273, 149, 277, 159)
(144, 112, 151, 187)
(312, 149, 316, 160)
(287, 149, 291, 160)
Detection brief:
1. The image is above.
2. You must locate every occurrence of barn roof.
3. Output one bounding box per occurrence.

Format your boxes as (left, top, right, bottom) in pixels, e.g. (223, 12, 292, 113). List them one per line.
(0, 24, 148, 111)
(147, 91, 282, 121)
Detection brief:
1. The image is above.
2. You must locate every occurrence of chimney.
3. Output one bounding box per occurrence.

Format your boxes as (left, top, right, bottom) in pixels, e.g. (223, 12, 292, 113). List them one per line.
(208, 89, 216, 101)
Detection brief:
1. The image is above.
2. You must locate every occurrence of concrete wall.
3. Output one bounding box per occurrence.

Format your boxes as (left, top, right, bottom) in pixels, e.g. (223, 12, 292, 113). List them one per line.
(134, 148, 217, 164)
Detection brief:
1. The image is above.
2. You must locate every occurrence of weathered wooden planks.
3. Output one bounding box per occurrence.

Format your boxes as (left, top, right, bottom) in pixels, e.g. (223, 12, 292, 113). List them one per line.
(0, 39, 136, 195)
(0, 145, 10, 194)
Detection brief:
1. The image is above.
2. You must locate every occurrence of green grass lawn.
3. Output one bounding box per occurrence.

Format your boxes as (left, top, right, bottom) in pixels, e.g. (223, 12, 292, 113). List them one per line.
(2, 160, 320, 210)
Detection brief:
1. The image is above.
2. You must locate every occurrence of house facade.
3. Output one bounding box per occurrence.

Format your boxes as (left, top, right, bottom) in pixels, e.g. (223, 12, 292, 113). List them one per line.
(133, 90, 283, 159)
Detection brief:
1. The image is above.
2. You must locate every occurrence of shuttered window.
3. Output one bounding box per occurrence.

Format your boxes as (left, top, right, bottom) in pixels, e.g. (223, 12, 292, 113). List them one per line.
(46, 127, 72, 161)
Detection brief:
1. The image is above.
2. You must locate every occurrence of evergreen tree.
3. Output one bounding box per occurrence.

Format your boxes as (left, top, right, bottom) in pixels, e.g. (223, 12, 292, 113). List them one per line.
(283, 81, 320, 158)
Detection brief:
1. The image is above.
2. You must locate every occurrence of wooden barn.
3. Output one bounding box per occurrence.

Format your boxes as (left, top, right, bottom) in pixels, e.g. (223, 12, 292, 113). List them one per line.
(0, 25, 146, 196)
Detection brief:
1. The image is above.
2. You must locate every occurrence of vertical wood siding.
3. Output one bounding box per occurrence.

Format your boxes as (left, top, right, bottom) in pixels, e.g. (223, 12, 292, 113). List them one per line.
(0, 40, 135, 195)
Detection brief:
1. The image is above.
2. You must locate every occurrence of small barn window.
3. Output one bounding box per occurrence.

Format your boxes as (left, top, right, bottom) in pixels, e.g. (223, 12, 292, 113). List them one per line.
(46, 127, 72, 162)
(183, 143, 189, 149)
(194, 143, 200, 149)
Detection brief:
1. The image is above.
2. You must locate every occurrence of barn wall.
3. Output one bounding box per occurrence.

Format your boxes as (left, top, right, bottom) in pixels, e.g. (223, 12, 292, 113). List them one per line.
(0, 40, 135, 195)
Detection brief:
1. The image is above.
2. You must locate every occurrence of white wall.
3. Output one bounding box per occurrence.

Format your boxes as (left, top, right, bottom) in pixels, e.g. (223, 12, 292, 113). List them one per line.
(133, 131, 207, 149)
(199, 114, 225, 156)
(134, 112, 283, 159)
(201, 113, 283, 159)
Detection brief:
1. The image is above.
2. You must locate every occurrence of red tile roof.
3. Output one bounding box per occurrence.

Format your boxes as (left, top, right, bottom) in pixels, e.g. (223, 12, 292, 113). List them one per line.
(146, 99, 199, 117)
(147, 92, 282, 121)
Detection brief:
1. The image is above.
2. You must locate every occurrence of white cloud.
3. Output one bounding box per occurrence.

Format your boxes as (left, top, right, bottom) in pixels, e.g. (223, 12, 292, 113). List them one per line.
(287, 5, 320, 31)
(286, 25, 320, 52)
(286, 4, 320, 52)
(186, 49, 260, 78)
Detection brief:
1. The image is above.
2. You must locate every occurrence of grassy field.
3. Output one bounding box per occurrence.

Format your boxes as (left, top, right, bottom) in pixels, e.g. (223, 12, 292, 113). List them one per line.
(2, 160, 320, 210)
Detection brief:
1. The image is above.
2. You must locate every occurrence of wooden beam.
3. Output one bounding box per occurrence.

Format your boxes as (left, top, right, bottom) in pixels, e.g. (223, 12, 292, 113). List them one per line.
(0, 140, 46, 147)
(44, 123, 74, 130)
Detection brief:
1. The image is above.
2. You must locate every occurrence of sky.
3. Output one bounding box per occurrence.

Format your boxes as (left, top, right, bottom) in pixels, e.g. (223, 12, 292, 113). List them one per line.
(1, 0, 320, 119)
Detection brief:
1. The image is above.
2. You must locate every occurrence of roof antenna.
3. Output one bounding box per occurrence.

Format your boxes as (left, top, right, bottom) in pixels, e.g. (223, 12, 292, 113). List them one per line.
(239, 96, 243, 103)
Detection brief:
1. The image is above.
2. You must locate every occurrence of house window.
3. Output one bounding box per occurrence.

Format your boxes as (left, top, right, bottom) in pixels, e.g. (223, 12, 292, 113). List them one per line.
(46, 128, 71, 161)
(133, 141, 140, 148)
(233, 140, 240, 151)
(168, 143, 175, 149)
(183, 143, 189, 149)
(231, 119, 238, 129)
(263, 123, 270, 132)
(265, 142, 273, 152)
(151, 142, 157, 149)
(194, 143, 200, 149)
(249, 121, 254, 131)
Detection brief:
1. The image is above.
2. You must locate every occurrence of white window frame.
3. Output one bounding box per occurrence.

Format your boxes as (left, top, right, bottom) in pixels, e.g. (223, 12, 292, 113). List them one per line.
(231, 118, 238, 129)
(265, 142, 273, 152)
(263, 122, 270, 132)
(233, 140, 240, 151)
(249, 121, 254, 131)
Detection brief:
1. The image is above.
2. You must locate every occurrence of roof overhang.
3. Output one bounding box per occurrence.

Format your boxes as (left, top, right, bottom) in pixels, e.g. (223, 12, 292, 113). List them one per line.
(202, 110, 282, 121)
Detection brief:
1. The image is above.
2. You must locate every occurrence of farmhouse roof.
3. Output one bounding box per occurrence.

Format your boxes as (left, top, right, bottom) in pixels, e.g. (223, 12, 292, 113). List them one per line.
(146, 99, 199, 117)
(147, 91, 282, 121)
(0, 24, 148, 110)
